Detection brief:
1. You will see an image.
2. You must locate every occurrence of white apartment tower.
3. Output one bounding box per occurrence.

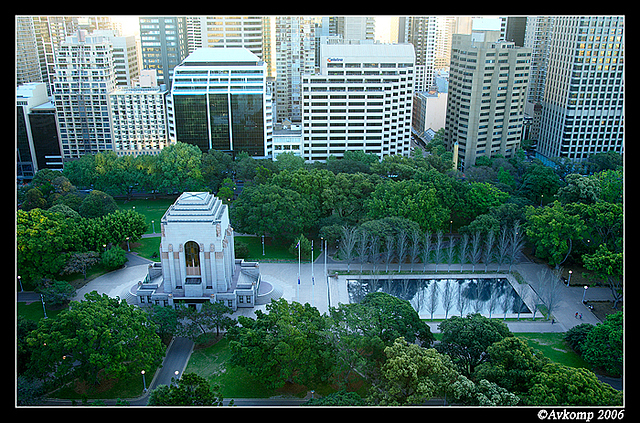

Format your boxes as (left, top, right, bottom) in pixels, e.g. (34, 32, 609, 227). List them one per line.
(108, 71, 169, 157)
(302, 42, 415, 160)
(444, 30, 531, 169)
(275, 16, 316, 123)
(53, 30, 116, 159)
(536, 16, 624, 161)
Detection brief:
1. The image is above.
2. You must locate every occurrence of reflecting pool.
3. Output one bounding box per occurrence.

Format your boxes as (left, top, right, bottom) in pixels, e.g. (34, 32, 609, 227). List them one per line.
(346, 277, 531, 318)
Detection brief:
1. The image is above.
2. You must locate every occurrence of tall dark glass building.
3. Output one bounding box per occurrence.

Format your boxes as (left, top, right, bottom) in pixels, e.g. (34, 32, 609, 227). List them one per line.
(168, 48, 273, 158)
(139, 17, 188, 88)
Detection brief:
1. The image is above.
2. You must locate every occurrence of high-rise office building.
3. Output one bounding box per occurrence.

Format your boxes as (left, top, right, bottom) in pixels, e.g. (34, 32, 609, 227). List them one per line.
(16, 17, 42, 85)
(17, 82, 63, 180)
(167, 47, 273, 158)
(444, 30, 531, 169)
(536, 16, 624, 161)
(275, 16, 315, 123)
(335, 16, 375, 41)
(186, 16, 274, 78)
(53, 30, 116, 159)
(404, 16, 437, 92)
(301, 41, 415, 161)
(139, 17, 188, 87)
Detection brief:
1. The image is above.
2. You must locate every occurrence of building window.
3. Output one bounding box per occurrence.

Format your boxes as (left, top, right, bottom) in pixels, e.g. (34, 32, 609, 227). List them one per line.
(185, 241, 201, 275)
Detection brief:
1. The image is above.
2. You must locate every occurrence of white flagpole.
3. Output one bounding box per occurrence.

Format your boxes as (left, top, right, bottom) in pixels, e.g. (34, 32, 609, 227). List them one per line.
(311, 240, 315, 306)
(297, 240, 300, 302)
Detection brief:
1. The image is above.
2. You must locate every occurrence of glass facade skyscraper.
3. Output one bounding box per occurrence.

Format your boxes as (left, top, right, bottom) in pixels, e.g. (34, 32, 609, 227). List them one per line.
(168, 47, 272, 158)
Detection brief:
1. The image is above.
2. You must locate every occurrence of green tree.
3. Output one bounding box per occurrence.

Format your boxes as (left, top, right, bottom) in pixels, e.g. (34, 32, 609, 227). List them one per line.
(78, 189, 118, 218)
(176, 302, 235, 339)
(151, 142, 205, 194)
(227, 299, 334, 390)
(101, 246, 128, 270)
(17, 209, 84, 282)
(99, 209, 147, 246)
(461, 182, 509, 222)
(320, 172, 377, 224)
(304, 389, 366, 406)
(359, 292, 435, 346)
(525, 363, 622, 406)
(524, 201, 587, 267)
(230, 184, 315, 243)
(368, 337, 459, 406)
(148, 373, 225, 406)
(26, 292, 164, 386)
(557, 173, 600, 204)
(200, 149, 234, 192)
(217, 177, 236, 204)
(450, 375, 521, 406)
(61, 251, 100, 280)
(327, 292, 434, 386)
(145, 305, 179, 343)
(474, 336, 549, 395)
(436, 313, 512, 376)
(582, 245, 623, 309)
(581, 311, 623, 377)
(591, 169, 623, 204)
(22, 187, 47, 211)
(366, 179, 449, 232)
(35, 279, 76, 309)
(517, 163, 562, 204)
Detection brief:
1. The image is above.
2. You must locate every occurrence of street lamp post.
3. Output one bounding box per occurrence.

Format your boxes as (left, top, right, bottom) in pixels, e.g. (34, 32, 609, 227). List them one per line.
(152, 220, 155, 234)
(567, 270, 572, 287)
(582, 285, 588, 303)
(141, 370, 147, 392)
(18, 275, 23, 292)
(262, 235, 265, 256)
(126, 237, 130, 252)
(40, 293, 48, 319)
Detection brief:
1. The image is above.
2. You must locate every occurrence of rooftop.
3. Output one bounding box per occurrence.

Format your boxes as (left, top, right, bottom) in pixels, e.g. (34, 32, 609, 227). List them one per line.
(182, 47, 262, 66)
(161, 192, 226, 224)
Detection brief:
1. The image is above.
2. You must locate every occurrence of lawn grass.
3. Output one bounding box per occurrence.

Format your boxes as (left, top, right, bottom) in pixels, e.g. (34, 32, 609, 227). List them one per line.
(115, 197, 175, 234)
(515, 332, 590, 369)
(130, 236, 161, 262)
(185, 337, 274, 398)
(17, 301, 65, 322)
(235, 235, 322, 262)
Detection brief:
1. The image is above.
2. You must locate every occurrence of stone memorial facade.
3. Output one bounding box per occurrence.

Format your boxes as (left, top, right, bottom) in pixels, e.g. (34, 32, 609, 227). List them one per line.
(137, 192, 260, 311)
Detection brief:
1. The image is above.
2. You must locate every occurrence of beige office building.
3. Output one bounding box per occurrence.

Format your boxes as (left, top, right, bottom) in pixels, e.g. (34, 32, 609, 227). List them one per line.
(444, 29, 531, 169)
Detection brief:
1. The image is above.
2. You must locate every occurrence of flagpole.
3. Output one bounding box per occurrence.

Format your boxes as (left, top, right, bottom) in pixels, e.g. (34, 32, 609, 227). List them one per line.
(311, 240, 314, 307)
(297, 239, 300, 302)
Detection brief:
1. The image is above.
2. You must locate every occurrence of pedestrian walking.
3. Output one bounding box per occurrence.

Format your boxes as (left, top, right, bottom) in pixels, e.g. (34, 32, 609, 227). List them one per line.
(575, 312, 579, 318)
(551, 318, 555, 324)
(579, 313, 582, 319)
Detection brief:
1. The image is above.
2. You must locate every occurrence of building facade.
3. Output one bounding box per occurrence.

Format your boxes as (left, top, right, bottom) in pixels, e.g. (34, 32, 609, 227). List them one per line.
(139, 16, 188, 87)
(17, 82, 63, 180)
(444, 30, 531, 169)
(108, 77, 169, 157)
(536, 16, 624, 161)
(301, 42, 415, 161)
(137, 191, 260, 311)
(53, 30, 116, 159)
(275, 16, 316, 123)
(167, 47, 273, 158)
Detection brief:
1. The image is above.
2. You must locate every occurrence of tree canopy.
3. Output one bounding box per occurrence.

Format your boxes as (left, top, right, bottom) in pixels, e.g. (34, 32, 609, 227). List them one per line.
(26, 292, 164, 386)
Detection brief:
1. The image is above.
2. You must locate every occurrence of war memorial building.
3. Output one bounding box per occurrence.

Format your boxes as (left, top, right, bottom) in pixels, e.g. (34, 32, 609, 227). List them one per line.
(136, 192, 261, 311)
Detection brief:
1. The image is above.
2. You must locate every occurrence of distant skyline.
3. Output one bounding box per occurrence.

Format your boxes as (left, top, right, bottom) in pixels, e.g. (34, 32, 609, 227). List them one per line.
(112, 15, 501, 42)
